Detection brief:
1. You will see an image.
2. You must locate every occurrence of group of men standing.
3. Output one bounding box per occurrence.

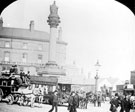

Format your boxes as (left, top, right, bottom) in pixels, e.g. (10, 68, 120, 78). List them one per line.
(93, 94, 102, 107)
(68, 91, 79, 112)
(110, 93, 135, 112)
(48, 91, 79, 112)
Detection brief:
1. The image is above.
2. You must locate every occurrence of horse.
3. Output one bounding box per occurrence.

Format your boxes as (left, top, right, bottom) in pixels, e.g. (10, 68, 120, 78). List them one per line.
(78, 92, 88, 109)
(17, 86, 35, 107)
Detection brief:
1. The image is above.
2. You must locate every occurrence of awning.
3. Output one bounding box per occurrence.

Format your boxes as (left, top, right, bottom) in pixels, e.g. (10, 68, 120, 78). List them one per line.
(30, 76, 58, 85)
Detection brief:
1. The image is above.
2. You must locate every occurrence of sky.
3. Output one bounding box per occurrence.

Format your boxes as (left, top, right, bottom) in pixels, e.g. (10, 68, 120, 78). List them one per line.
(1, 0, 135, 80)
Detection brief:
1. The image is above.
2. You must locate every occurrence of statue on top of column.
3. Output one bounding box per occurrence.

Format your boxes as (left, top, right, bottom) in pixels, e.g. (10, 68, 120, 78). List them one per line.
(50, 1, 58, 16)
(47, 1, 60, 28)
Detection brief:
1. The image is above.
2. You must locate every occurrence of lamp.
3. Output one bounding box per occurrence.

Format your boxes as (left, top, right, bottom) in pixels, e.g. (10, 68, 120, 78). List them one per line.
(94, 60, 101, 94)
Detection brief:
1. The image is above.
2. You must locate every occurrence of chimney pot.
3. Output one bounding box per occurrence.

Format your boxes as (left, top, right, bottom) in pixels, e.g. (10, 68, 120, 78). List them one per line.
(29, 20, 34, 31)
(0, 17, 3, 28)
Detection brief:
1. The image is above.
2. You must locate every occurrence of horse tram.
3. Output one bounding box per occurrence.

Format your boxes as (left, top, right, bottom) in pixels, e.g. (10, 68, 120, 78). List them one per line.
(30, 76, 70, 106)
(0, 66, 35, 107)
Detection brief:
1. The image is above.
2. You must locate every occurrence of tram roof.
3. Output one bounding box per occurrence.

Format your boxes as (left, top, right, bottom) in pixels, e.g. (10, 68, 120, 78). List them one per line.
(30, 76, 58, 85)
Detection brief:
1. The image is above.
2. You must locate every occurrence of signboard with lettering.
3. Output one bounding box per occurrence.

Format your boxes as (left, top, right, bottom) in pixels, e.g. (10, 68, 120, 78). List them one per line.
(127, 84, 133, 89)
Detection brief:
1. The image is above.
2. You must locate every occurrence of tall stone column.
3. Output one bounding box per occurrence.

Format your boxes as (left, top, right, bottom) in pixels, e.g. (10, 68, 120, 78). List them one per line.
(47, 1, 60, 64)
(48, 28, 57, 64)
(38, 1, 65, 76)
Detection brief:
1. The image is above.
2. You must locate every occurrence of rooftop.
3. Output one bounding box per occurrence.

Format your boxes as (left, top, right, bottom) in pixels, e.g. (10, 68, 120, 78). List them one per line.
(0, 19, 67, 45)
(0, 27, 49, 41)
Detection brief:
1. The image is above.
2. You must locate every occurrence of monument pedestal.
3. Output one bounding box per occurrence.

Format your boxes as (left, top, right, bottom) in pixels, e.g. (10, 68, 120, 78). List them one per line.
(38, 61, 66, 76)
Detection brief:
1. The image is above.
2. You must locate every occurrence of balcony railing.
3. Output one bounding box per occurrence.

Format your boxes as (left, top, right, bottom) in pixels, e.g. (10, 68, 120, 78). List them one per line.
(0, 61, 46, 67)
(0, 61, 66, 71)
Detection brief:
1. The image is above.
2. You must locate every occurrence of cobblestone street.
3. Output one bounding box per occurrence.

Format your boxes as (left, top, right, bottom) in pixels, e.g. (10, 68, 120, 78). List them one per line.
(0, 102, 111, 112)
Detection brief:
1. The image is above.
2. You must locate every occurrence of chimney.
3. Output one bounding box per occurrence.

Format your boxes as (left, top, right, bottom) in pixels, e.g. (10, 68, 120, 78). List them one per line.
(29, 20, 34, 31)
(58, 27, 62, 40)
(0, 17, 3, 28)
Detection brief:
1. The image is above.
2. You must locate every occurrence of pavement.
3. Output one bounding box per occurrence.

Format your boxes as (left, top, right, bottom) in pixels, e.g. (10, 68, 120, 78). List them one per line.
(0, 101, 111, 112)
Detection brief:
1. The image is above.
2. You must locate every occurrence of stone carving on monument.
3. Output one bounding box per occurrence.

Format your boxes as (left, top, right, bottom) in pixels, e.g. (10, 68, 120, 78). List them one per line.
(50, 1, 58, 16)
(47, 1, 60, 28)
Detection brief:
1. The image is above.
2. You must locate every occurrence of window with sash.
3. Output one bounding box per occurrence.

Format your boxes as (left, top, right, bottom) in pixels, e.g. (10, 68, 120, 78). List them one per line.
(38, 54, 42, 63)
(4, 51, 10, 62)
(22, 43, 28, 49)
(22, 53, 27, 63)
(5, 41, 10, 48)
(38, 44, 43, 51)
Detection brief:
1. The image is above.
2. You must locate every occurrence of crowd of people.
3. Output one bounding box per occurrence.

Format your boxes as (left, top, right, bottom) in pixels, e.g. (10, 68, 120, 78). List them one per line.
(67, 91, 79, 112)
(48, 90, 105, 112)
(48, 90, 135, 112)
(2, 65, 125, 112)
(48, 91, 80, 112)
(92, 94, 102, 107)
(110, 93, 135, 112)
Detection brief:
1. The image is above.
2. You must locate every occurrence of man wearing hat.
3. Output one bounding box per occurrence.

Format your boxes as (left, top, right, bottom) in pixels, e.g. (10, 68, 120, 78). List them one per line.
(10, 65, 18, 76)
(74, 91, 79, 108)
(48, 90, 58, 112)
(68, 91, 77, 112)
(110, 93, 120, 112)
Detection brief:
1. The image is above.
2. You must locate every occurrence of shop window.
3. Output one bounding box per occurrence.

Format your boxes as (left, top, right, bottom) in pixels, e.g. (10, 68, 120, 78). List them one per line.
(5, 41, 10, 48)
(22, 53, 27, 63)
(38, 54, 42, 63)
(22, 43, 28, 49)
(38, 44, 43, 51)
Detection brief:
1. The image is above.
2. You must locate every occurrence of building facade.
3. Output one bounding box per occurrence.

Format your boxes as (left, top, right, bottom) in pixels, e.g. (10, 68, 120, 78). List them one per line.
(0, 19, 67, 75)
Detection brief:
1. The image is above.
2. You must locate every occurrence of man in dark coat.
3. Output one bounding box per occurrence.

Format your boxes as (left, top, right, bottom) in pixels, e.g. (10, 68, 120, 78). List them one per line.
(68, 92, 73, 111)
(119, 95, 125, 112)
(48, 90, 58, 112)
(123, 95, 131, 112)
(93, 94, 97, 107)
(73, 92, 78, 112)
(68, 91, 76, 112)
(74, 92, 79, 108)
(110, 94, 120, 112)
(10, 65, 18, 75)
(20, 70, 25, 83)
(97, 94, 102, 107)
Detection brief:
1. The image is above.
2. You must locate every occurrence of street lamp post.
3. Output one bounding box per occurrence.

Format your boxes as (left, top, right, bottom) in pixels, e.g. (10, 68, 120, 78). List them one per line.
(95, 60, 101, 95)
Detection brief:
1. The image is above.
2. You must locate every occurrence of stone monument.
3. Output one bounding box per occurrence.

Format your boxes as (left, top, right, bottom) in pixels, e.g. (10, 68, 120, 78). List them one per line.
(38, 1, 65, 76)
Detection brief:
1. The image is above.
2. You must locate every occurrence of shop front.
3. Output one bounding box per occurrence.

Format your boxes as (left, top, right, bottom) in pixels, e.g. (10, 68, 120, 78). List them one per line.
(30, 76, 58, 93)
